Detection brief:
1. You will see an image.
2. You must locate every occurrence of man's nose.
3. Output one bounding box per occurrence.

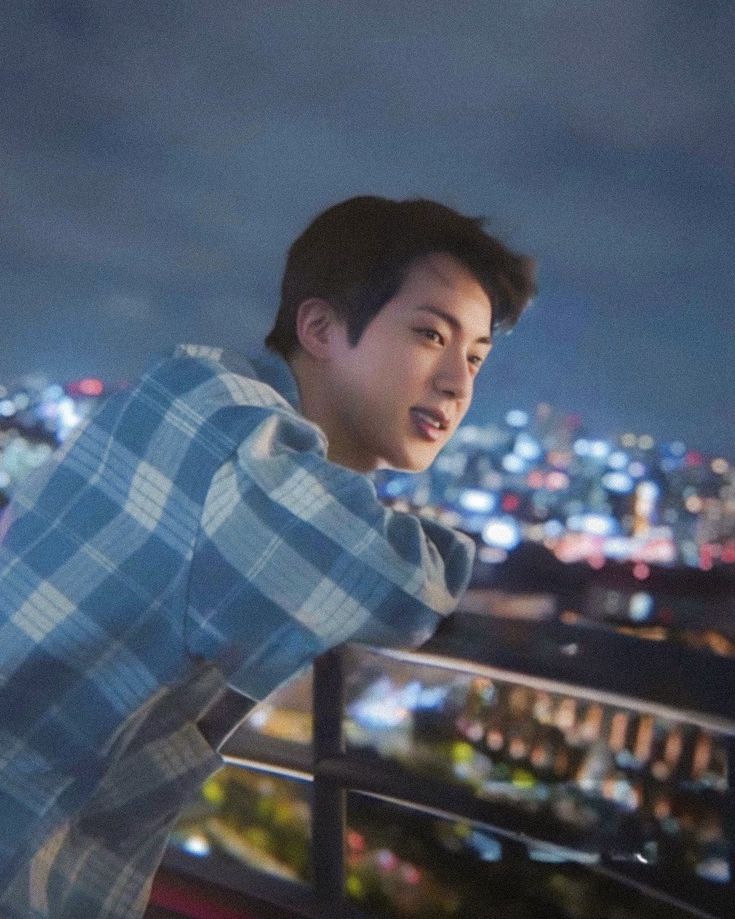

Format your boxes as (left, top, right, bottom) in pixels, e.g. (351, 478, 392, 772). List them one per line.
(433, 352, 472, 400)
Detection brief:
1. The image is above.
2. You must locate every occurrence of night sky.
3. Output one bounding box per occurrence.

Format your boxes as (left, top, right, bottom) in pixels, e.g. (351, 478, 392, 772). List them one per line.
(2, 2, 734, 455)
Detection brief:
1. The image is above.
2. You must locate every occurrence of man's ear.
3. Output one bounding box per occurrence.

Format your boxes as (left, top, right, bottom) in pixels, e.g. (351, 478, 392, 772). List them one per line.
(295, 298, 341, 360)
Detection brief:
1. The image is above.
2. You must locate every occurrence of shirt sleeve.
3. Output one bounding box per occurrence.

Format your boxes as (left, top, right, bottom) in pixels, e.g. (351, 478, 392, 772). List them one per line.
(185, 406, 475, 700)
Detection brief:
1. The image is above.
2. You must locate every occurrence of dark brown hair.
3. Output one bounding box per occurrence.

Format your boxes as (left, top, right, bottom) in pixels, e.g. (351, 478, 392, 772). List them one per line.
(265, 196, 536, 358)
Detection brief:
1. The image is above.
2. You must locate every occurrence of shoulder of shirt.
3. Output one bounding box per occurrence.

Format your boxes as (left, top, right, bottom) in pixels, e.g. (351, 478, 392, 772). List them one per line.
(164, 344, 349, 470)
(164, 343, 331, 451)
(173, 344, 254, 376)
(166, 343, 296, 412)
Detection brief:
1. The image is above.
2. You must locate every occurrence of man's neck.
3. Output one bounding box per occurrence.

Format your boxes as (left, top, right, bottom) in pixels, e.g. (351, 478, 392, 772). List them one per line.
(288, 352, 372, 472)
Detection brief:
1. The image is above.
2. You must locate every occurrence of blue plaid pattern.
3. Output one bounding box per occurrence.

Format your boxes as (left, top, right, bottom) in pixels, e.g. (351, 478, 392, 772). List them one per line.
(0, 344, 473, 917)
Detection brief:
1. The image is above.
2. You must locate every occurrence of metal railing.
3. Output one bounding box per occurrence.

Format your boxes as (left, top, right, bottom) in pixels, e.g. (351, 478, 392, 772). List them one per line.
(169, 611, 735, 919)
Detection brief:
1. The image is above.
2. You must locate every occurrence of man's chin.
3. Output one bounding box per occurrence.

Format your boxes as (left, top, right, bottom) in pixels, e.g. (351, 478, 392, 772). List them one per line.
(377, 450, 437, 474)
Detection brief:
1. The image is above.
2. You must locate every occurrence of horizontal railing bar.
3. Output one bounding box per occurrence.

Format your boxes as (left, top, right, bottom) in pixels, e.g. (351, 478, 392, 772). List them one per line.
(371, 648, 735, 737)
(366, 645, 735, 734)
(221, 753, 313, 782)
(418, 613, 735, 722)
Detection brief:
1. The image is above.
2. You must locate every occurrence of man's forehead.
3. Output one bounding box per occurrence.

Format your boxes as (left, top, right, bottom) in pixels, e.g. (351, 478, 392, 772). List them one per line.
(418, 252, 467, 285)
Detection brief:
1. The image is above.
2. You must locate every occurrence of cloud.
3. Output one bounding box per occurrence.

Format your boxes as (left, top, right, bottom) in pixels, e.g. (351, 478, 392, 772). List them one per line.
(0, 0, 733, 451)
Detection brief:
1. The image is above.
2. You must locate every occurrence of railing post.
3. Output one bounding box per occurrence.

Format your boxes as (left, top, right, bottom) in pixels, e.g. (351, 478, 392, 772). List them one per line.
(312, 647, 346, 916)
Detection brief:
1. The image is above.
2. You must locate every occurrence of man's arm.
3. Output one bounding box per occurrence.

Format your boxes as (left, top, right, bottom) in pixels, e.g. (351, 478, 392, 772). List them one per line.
(185, 407, 474, 700)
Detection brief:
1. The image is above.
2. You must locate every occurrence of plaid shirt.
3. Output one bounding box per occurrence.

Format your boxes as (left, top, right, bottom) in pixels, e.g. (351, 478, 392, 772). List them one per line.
(0, 344, 473, 918)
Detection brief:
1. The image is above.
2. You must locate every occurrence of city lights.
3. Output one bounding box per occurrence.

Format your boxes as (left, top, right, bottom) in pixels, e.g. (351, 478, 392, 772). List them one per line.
(1, 373, 734, 573)
(481, 517, 521, 550)
(375, 403, 735, 570)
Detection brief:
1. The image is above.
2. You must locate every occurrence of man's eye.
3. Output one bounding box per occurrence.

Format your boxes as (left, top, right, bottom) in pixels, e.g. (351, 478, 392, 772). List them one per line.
(418, 328, 443, 344)
(469, 355, 484, 368)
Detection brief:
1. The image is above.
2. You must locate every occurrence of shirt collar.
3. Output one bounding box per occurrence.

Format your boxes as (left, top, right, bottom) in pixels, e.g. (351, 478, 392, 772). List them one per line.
(249, 349, 301, 412)
(174, 343, 301, 412)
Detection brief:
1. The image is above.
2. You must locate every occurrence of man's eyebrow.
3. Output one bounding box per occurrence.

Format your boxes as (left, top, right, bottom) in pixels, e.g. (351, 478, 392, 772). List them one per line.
(414, 305, 492, 345)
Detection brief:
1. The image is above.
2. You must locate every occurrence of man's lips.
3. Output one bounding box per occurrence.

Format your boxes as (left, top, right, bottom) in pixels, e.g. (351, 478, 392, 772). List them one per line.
(410, 407, 450, 440)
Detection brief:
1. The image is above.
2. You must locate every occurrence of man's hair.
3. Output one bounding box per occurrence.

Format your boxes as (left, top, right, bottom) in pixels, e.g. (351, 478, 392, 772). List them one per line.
(265, 195, 536, 359)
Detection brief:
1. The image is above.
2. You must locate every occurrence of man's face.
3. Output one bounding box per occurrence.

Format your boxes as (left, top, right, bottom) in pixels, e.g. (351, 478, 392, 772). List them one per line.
(322, 252, 493, 472)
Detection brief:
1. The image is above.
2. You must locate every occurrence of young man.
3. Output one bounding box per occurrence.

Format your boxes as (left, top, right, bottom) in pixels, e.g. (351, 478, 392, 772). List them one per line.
(0, 196, 534, 917)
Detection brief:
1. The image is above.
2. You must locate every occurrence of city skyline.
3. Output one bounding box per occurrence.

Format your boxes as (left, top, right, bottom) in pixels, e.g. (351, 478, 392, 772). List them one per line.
(2, 2, 734, 454)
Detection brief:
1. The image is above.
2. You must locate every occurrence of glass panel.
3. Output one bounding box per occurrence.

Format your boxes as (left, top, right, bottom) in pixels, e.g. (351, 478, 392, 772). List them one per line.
(171, 766, 312, 884)
(345, 793, 697, 919)
(343, 646, 733, 886)
(222, 667, 314, 756)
